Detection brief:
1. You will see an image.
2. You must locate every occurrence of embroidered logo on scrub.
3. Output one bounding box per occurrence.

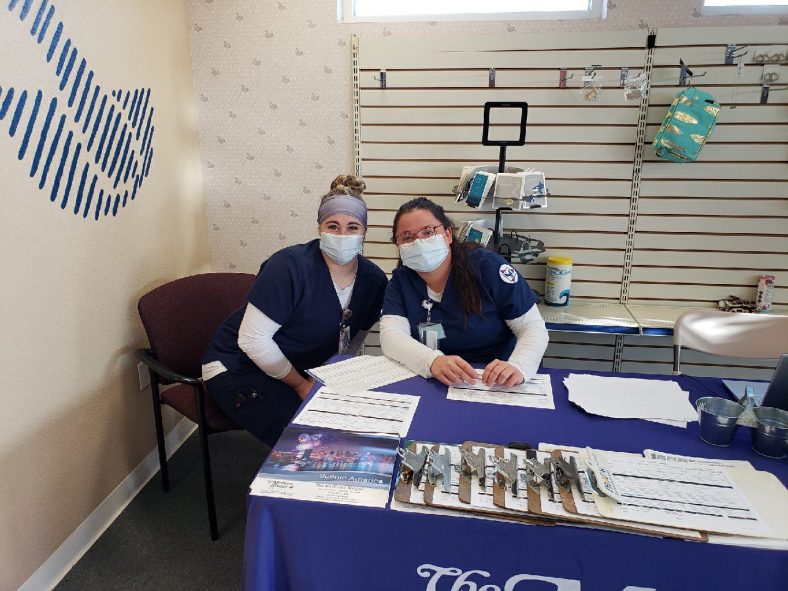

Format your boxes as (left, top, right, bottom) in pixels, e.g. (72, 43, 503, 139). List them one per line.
(498, 264, 518, 284)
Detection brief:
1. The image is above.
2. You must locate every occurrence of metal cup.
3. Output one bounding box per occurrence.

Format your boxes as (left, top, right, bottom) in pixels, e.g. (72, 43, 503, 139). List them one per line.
(751, 406, 788, 459)
(696, 397, 745, 447)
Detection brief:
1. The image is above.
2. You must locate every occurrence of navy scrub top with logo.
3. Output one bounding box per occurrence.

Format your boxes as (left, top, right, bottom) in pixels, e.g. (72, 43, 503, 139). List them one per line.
(204, 239, 388, 374)
(382, 246, 538, 363)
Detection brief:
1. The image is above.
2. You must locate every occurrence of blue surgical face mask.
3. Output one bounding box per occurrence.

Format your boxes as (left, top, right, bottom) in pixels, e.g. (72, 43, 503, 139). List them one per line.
(319, 232, 364, 265)
(399, 234, 449, 273)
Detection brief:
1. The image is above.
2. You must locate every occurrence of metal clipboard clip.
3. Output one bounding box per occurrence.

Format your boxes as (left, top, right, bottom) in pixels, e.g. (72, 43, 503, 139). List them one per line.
(494, 453, 519, 496)
(397, 446, 429, 487)
(520, 454, 552, 491)
(550, 455, 581, 491)
(425, 447, 453, 494)
(460, 448, 487, 488)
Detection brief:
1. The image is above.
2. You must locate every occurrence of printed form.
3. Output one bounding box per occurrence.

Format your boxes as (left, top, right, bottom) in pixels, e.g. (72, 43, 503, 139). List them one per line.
(448, 372, 554, 409)
(292, 386, 419, 437)
(307, 355, 416, 394)
(584, 450, 770, 538)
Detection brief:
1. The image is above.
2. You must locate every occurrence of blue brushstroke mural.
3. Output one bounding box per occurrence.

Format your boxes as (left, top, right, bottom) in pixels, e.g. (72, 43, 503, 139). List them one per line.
(3, 0, 155, 220)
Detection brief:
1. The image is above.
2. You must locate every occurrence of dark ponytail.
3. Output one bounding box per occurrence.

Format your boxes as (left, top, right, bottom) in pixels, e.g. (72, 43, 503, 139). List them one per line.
(392, 197, 482, 320)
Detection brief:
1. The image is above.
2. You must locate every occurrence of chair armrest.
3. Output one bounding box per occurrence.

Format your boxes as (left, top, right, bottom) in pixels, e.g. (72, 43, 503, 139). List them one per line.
(135, 348, 202, 386)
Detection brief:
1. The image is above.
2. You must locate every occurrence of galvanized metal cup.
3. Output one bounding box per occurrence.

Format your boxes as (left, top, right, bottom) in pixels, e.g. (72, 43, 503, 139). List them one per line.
(696, 397, 745, 447)
(751, 406, 788, 459)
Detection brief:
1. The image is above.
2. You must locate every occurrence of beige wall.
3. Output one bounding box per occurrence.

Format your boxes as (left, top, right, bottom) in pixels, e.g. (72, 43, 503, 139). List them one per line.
(186, 0, 782, 272)
(0, 1, 209, 589)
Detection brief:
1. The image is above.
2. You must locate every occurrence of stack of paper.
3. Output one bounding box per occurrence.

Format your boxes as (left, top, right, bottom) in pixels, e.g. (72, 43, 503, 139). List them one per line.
(448, 371, 554, 410)
(307, 355, 416, 395)
(564, 373, 697, 427)
(583, 448, 788, 543)
(292, 387, 419, 437)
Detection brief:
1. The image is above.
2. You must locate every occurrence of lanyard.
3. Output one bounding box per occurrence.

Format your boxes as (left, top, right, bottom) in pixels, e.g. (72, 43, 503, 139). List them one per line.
(422, 299, 433, 323)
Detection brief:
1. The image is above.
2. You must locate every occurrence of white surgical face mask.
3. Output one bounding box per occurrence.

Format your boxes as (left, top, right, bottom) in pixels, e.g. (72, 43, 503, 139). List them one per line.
(399, 234, 449, 273)
(319, 232, 363, 265)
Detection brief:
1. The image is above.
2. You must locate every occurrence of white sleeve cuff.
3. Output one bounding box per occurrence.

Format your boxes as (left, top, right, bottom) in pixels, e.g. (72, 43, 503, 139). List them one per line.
(379, 314, 442, 378)
(505, 305, 549, 380)
(237, 304, 293, 379)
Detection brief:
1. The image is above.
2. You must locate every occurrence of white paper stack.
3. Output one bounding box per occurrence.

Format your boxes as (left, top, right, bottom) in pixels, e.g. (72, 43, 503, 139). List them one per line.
(564, 373, 697, 427)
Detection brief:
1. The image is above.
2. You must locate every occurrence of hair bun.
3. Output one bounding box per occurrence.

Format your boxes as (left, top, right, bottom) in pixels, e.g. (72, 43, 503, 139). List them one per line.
(330, 174, 366, 197)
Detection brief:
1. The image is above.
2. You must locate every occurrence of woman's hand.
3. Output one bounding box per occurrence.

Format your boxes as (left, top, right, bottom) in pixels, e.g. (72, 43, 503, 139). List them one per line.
(294, 377, 317, 400)
(430, 355, 477, 386)
(482, 360, 523, 387)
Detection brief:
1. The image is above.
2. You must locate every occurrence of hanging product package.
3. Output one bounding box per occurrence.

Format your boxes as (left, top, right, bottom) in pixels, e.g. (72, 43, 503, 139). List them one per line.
(653, 87, 720, 163)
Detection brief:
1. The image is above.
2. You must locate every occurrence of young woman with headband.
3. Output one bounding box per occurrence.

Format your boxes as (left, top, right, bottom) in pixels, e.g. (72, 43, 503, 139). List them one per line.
(202, 175, 387, 445)
(380, 197, 548, 388)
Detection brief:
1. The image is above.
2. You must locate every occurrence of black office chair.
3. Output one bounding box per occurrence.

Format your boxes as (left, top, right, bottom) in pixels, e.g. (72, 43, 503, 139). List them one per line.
(136, 272, 255, 540)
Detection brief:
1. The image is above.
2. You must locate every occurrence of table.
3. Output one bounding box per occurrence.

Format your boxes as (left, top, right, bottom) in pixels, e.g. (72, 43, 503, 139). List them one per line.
(243, 368, 788, 590)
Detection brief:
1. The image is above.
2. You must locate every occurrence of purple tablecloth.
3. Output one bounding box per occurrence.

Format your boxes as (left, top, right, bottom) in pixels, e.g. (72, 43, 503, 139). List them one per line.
(243, 368, 788, 591)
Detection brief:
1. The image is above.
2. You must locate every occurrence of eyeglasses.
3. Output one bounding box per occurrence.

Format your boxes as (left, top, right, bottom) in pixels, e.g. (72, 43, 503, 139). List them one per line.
(395, 224, 444, 245)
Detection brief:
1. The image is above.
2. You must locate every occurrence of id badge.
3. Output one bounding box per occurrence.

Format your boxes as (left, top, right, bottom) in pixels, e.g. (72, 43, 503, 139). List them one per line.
(418, 322, 445, 350)
(338, 324, 351, 354)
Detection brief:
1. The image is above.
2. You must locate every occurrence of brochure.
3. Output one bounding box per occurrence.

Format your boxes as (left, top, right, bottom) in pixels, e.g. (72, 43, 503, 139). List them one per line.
(250, 426, 400, 508)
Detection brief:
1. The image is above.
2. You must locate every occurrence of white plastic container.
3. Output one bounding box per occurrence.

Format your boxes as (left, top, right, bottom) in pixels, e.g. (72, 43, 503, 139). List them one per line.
(545, 255, 572, 306)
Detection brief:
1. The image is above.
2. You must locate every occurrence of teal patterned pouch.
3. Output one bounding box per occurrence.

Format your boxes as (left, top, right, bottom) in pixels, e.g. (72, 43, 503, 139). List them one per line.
(653, 87, 720, 163)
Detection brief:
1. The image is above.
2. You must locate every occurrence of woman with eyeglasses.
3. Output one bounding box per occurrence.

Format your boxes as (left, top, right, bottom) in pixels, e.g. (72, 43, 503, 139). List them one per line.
(380, 197, 548, 388)
(201, 175, 388, 445)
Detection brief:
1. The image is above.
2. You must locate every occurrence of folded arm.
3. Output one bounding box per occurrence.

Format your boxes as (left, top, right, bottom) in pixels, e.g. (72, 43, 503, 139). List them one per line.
(238, 303, 314, 399)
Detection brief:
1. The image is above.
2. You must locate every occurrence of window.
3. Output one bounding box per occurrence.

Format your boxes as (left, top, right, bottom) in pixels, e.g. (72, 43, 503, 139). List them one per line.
(702, 1, 788, 15)
(339, 0, 606, 22)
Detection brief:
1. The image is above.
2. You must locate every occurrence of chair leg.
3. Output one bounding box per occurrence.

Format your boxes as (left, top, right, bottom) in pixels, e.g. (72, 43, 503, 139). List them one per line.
(672, 345, 681, 376)
(149, 374, 170, 492)
(194, 384, 219, 541)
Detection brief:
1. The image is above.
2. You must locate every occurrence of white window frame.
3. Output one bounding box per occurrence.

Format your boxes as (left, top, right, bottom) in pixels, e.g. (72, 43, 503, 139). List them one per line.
(701, 1, 788, 15)
(338, 0, 606, 23)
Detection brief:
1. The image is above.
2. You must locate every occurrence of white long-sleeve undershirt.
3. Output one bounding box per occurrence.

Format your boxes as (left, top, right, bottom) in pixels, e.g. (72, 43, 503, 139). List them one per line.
(380, 304, 548, 380)
(237, 303, 293, 379)
(202, 279, 362, 381)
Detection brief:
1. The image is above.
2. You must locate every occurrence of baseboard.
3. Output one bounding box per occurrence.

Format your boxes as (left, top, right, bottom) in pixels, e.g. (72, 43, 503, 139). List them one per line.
(18, 418, 197, 591)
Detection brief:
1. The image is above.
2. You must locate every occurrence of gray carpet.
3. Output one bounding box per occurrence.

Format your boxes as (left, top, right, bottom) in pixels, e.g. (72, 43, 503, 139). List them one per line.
(55, 429, 269, 591)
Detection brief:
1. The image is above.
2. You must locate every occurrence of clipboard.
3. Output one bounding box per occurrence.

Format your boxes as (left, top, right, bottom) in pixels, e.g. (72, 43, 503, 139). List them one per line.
(537, 444, 708, 541)
(488, 446, 554, 525)
(422, 444, 458, 507)
(457, 441, 499, 504)
(551, 449, 578, 513)
(422, 442, 543, 522)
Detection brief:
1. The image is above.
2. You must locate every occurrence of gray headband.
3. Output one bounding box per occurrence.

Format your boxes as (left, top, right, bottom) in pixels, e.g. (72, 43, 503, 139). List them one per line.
(317, 194, 367, 226)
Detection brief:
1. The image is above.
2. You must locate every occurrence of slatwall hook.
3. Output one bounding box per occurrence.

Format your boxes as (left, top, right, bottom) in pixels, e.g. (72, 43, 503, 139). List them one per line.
(762, 84, 788, 103)
(678, 60, 706, 86)
(374, 69, 387, 89)
(585, 64, 601, 78)
(489, 67, 496, 88)
(558, 68, 574, 88)
(725, 43, 749, 65)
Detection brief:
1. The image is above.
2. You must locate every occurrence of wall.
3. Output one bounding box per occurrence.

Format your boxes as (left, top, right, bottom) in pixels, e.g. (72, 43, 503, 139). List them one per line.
(0, 1, 209, 589)
(186, 0, 781, 271)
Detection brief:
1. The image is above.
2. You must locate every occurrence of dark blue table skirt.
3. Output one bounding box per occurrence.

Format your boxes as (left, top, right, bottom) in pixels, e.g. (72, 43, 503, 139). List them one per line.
(244, 368, 788, 591)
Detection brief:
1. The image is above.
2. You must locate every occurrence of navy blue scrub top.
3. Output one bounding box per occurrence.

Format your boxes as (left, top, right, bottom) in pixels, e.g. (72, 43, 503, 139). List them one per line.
(382, 246, 537, 363)
(204, 239, 388, 374)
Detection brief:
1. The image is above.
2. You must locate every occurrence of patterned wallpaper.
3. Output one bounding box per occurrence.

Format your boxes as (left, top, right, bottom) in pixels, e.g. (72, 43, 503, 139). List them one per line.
(186, 0, 781, 272)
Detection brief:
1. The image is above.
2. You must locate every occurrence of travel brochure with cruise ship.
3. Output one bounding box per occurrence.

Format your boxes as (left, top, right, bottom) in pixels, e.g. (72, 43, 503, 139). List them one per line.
(250, 426, 399, 508)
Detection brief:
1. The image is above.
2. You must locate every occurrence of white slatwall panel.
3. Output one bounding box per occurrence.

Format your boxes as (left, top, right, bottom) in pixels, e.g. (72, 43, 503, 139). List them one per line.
(634, 26, 788, 312)
(357, 27, 787, 377)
